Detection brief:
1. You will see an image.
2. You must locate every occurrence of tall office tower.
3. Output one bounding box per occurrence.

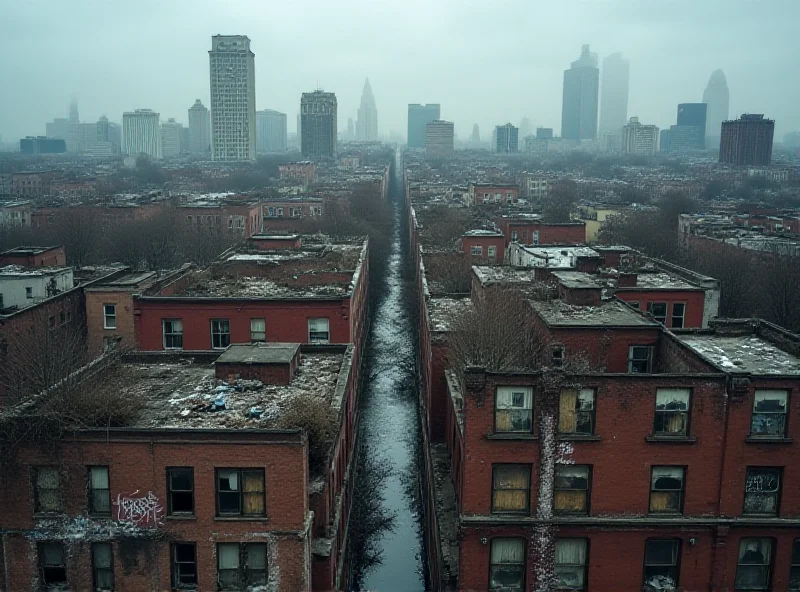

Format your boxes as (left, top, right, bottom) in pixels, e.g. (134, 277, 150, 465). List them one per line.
(622, 117, 659, 156)
(471, 124, 480, 145)
(425, 120, 454, 158)
(344, 118, 355, 143)
(96, 116, 109, 142)
(496, 123, 519, 153)
(256, 109, 287, 153)
(785, 131, 800, 148)
(598, 52, 629, 138)
(300, 90, 338, 159)
(519, 117, 532, 144)
(108, 122, 122, 150)
(561, 45, 600, 140)
(161, 118, 184, 158)
(703, 69, 729, 148)
(68, 97, 79, 123)
(719, 114, 775, 166)
(123, 109, 161, 158)
(188, 99, 211, 154)
(209, 35, 256, 161)
(356, 78, 378, 141)
(676, 103, 707, 149)
(296, 113, 302, 147)
(537, 127, 554, 140)
(408, 104, 441, 148)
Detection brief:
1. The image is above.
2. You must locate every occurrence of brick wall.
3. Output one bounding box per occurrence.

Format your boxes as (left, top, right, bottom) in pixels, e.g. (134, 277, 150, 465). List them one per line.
(85, 291, 135, 357)
(459, 235, 506, 264)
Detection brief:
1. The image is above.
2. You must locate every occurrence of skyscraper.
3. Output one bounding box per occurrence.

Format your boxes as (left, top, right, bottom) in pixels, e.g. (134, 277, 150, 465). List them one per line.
(599, 52, 629, 139)
(519, 117, 533, 142)
(496, 123, 519, 153)
(425, 120, 454, 158)
(68, 97, 79, 124)
(161, 118, 185, 158)
(622, 117, 659, 156)
(471, 124, 480, 146)
(300, 90, 337, 159)
(719, 114, 775, 166)
(561, 45, 600, 141)
(209, 35, 256, 161)
(188, 99, 210, 154)
(408, 104, 441, 148)
(675, 103, 707, 149)
(356, 78, 378, 141)
(123, 109, 161, 158)
(703, 69, 729, 148)
(256, 110, 287, 153)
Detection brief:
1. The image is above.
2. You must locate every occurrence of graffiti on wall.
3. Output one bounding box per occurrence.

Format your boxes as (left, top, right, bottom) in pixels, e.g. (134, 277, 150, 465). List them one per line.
(114, 490, 164, 526)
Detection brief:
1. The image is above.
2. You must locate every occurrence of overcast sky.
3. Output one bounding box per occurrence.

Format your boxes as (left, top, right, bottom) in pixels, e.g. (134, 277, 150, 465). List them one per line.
(1, 0, 798, 143)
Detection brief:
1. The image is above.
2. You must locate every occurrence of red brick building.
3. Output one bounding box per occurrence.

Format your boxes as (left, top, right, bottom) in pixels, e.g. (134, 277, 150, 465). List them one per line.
(0, 245, 66, 267)
(279, 161, 317, 185)
(495, 214, 586, 247)
(180, 201, 262, 237)
(262, 198, 325, 232)
(0, 343, 360, 591)
(459, 230, 506, 264)
(467, 183, 520, 206)
(248, 234, 303, 250)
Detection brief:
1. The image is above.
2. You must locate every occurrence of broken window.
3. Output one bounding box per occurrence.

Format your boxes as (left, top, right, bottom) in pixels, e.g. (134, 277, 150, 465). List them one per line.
(211, 319, 231, 349)
(743, 467, 781, 516)
(790, 539, 800, 591)
(217, 543, 268, 590)
(647, 302, 668, 324)
(628, 301, 640, 310)
(216, 468, 266, 517)
(163, 319, 183, 349)
(671, 303, 686, 329)
(489, 538, 525, 591)
(308, 318, 330, 344)
(551, 345, 564, 367)
(750, 390, 788, 437)
(26, 286, 33, 299)
(558, 388, 595, 435)
(92, 542, 114, 591)
(33, 467, 62, 513)
(649, 466, 684, 514)
(492, 464, 530, 514)
(167, 467, 194, 515)
(628, 345, 653, 373)
(171, 543, 197, 588)
(470, 245, 483, 257)
(250, 318, 266, 342)
(103, 304, 116, 329)
(643, 539, 680, 592)
(39, 543, 67, 588)
(494, 192, 501, 203)
(554, 538, 588, 590)
(653, 388, 690, 437)
(494, 386, 533, 433)
(88, 466, 111, 515)
(734, 538, 773, 591)
(554, 465, 590, 515)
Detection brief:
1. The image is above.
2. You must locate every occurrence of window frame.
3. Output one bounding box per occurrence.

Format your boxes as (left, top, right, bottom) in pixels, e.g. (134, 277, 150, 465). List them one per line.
(33, 466, 62, 514)
(167, 467, 195, 516)
(250, 318, 266, 342)
(743, 467, 781, 517)
(217, 542, 268, 590)
(211, 318, 231, 350)
(649, 466, 685, 515)
(551, 345, 565, 368)
(653, 388, 691, 438)
(489, 537, 526, 591)
(750, 389, 789, 438)
(162, 318, 184, 350)
(647, 301, 668, 324)
(734, 537, 774, 591)
(488, 245, 497, 259)
(643, 538, 681, 592)
(103, 303, 116, 330)
(628, 345, 654, 373)
(88, 465, 111, 516)
(39, 542, 68, 588)
(308, 317, 330, 344)
(171, 542, 198, 589)
(91, 542, 114, 591)
(554, 537, 589, 590)
(491, 464, 531, 515)
(554, 465, 591, 516)
(790, 538, 800, 591)
(215, 468, 267, 518)
(558, 388, 596, 436)
(671, 302, 686, 329)
(470, 245, 483, 257)
(494, 386, 534, 434)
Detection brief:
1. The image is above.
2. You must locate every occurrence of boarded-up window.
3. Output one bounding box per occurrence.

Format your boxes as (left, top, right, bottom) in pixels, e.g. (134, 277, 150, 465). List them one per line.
(649, 467, 684, 514)
(34, 467, 62, 513)
(554, 465, 590, 514)
(495, 386, 533, 433)
(743, 467, 780, 516)
(558, 389, 595, 435)
(492, 465, 530, 514)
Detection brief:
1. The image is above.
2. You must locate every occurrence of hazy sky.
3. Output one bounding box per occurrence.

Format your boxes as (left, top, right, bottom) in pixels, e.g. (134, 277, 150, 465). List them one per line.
(1, 0, 798, 142)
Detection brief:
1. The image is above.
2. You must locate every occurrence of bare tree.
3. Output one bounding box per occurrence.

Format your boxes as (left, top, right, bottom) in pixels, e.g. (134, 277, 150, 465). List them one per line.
(49, 208, 101, 268)
(423, 253, 473, 294)
(541, 180, 578, 223)
(274, 394, 337, 470)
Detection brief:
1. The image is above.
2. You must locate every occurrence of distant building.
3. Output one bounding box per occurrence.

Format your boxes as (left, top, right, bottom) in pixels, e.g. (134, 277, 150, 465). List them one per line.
(300, 90, 337, 159)
(703, 69, 729, 147)
(622, 117, 659, 156)
(256, 109, 288, 153)
(784, 131, 800, 148)
(495, 123, 519, 153)
(719, 114, 775, 166)
(19, 137, 66, 154)
(562, 45, 599, 140)
(356, 78, 378, 141)
(408, 104, 441, 149)
(519, 117, 532, 146)
(123, 109, 161, 158)
(425, 120, 454, 158)
(598, 52, 629, 138)
(661, 125, 704, 154)
(537, 127, 554, 140)
(209, 35, 256, 161)
(161, 118, 184, 158)
(45, 118, 71, 147)
(188, 99, 210, 154)
(470, 124, 480, 145)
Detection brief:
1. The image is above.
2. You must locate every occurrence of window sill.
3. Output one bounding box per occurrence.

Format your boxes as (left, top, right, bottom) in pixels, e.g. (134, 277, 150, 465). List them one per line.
(645, 435, 697, 443)
(214, 516, 268, 522)
(745, 436, 793, 444)
(165, 514, 197, 520)
(486, 433, 537, 441)
(648, 512, 683, 517)
(557, 434, 601, 442)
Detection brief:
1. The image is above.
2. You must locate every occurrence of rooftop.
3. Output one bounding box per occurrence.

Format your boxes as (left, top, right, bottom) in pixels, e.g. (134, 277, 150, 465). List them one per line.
(629, 272, 698, 291)
(530, 299, 658, 328)
(473, 265, 536, 285)
(677, 334, 800, 375)
(0, 245, 60, 256)
(463, 229, 503, 237)
(427, 297, 475, 332)
(551, 271, 605, 289)
(216, 343, 300, 365)
(86, 271, 158, 289)
(0, 264, 71, 277)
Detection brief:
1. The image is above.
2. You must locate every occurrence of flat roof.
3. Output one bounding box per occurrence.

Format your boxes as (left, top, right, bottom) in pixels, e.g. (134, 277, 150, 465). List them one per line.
(530, 299, 659, 327)
(677, 334, 800, 375)
(629, 272, 699, 291)
(89, 271, 158, 288)
(0, 245, 60, 256)
(0, 264, 71, 277)
(551, 271, 604, 289)
(463, 229, 503, 237)
(177, 275, 351, 299)
(427, 297, 475, 332)
(473, 266, 535, 285)
(124, 352, 344, 428)
(216, 343, 300, 365)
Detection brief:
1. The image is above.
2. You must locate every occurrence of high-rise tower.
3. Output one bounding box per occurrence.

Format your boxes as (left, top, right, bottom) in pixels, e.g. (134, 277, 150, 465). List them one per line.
(356, 78, 378, 141)
(561, 45, 600, 141)
(209, 35, 256, 161)
(300, 91, 337, 159)
(123, 109, 161, 158)
(599, 53, 629, 138)
(188, 99, 211, 154)
(408, 104, 441, 148)
(703, 70, 729, 148)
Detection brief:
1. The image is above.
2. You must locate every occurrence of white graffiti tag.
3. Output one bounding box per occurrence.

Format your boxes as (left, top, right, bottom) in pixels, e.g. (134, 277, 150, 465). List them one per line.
(113, 490, 164, 526)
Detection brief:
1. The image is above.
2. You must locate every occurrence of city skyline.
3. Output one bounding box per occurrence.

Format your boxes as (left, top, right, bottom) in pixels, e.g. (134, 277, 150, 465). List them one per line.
(0, 0, 797, 143)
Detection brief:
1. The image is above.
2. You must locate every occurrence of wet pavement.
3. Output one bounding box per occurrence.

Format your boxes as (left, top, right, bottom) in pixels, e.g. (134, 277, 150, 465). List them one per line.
(348, 150, 427, 591)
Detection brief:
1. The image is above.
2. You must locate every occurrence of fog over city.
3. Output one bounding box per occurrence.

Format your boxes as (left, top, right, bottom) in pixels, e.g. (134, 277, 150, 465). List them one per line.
(1, 0, 798, 141)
